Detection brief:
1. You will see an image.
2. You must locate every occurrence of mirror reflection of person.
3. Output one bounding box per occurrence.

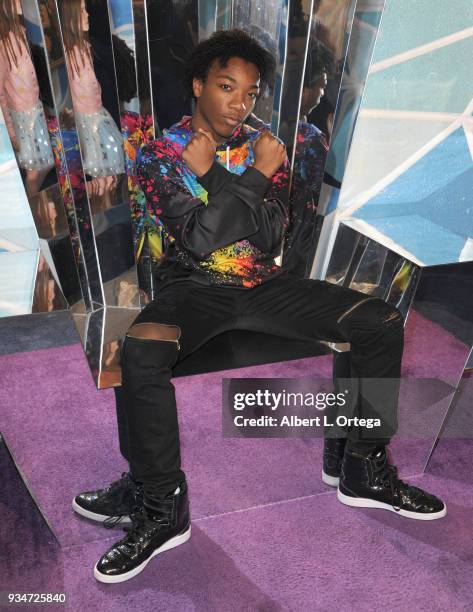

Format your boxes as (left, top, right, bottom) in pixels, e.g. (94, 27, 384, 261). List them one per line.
(99, 339, 122, 387)
(308, 0, 348, 138)
(0, 0, 54, 196)
(32, 188, 83, 305)
(32, 254, 62, 312)
(71, 30, 446, 585)
(299, 39, 333, 125)
(85, 0, 136, 120)
(247, 37, 334, 278)
(282, 39, 335, 277)
(58, 0, 124, 197)
(36, 194, 58, 236)
(39, 1, 62, 60)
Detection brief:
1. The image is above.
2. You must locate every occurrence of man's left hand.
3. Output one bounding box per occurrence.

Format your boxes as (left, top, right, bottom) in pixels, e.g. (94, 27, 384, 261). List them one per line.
(182, 128, 217, 177)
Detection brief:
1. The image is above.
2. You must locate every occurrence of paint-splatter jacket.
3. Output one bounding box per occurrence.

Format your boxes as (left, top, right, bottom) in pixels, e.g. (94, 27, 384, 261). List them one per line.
(137, 115, 289, 289)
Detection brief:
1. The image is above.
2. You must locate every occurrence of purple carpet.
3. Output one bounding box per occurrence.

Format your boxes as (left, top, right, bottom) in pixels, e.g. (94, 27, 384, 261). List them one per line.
(1, 310, 472, 610)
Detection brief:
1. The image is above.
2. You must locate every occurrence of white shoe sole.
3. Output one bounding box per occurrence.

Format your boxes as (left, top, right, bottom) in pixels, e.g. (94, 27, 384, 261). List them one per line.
(322, 470, 340, 488)
(337, 489, 447, 520)
(94, 525, 192, 584)
(72, 498, 131, 524)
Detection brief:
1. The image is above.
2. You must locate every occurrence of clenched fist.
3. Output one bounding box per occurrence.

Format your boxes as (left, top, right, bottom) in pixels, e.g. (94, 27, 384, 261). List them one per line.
(182, 128, 217, 177)
(253, 131, 287, 179)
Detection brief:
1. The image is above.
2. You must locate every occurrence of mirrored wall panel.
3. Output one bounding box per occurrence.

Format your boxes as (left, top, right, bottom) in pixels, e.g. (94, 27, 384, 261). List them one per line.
(146, 0, 198, 132)
(110, 0, 157, 302)
(308, 0, 386, 281)
(31, 0, 140, 309)
(319, 0, 473, 274)
(22, 0, 101, 309)
(279, 0, 357, 277)
(198, 0, 231, 41)
(0, 104, 69, 315)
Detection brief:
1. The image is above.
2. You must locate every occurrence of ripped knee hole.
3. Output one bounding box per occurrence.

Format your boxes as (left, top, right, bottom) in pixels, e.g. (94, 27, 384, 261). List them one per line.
(127, 322, 181, 341)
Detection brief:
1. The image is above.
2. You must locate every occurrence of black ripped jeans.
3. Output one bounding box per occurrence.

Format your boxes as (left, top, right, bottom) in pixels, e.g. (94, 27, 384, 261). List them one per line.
(115, 270, 404, 500)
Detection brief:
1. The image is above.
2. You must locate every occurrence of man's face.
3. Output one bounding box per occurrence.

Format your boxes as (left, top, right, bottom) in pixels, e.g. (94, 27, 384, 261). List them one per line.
(300, 71, 327, 117)
(193, 56, 260, 142)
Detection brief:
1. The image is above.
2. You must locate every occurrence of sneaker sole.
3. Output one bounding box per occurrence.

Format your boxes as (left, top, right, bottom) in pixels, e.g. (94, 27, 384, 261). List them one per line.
(93, 525, 192, 584)
(322, 470, 339, 487)
(337, 489, 447, 520)
(72, 499, 131, 524)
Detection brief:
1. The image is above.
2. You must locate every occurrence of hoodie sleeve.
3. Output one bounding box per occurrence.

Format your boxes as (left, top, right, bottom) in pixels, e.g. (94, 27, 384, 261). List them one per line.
(137, 141, 287, 260)
(242, 159, 289, 254)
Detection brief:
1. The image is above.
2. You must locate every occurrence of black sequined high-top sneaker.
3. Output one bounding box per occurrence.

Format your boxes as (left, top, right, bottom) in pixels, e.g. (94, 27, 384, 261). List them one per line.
(322, 437, 347, 487)
(337, 446, 447, 520)
(72, 472, 143, 526)
(94, 481, 191, 583)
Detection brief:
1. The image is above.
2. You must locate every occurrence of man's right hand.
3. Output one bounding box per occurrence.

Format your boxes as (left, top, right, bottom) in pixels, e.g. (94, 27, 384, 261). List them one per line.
(253, 131, 287, 179)
(182, 129, 217, 177)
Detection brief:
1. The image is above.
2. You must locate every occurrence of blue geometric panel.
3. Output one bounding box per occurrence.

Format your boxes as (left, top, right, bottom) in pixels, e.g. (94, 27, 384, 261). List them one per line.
(350, 215, 466, 265)
(352, 128, 473, 264)
(0, 251, 38, 317)
(372, 0, 473, 63)
(0, 158, 38, 253)
(364, 36, 473, 114)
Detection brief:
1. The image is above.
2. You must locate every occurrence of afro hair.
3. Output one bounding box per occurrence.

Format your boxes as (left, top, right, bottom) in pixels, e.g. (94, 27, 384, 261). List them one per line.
(184, 29, 276, 100)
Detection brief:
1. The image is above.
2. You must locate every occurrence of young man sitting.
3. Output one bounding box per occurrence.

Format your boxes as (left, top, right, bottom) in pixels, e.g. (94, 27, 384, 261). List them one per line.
(72, 29, 446, 584)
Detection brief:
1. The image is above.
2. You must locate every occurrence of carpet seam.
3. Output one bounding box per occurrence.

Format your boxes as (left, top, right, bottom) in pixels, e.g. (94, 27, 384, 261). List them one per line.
(59, 489, 338, 552)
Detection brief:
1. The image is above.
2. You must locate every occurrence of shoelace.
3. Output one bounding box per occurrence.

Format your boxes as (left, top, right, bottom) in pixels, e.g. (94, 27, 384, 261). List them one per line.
(102, 473, 141, 529)
(122, 505, 172, 544)
(371, 451, 405, 512)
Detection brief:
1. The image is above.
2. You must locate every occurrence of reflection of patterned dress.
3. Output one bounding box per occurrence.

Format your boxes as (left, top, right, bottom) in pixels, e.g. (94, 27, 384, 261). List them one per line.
(0, 33, 53, 171)
(66, 45, 124, 177)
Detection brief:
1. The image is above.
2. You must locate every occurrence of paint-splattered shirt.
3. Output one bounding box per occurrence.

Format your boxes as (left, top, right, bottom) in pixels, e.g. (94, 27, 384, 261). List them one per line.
(137, 115, 289, 289)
